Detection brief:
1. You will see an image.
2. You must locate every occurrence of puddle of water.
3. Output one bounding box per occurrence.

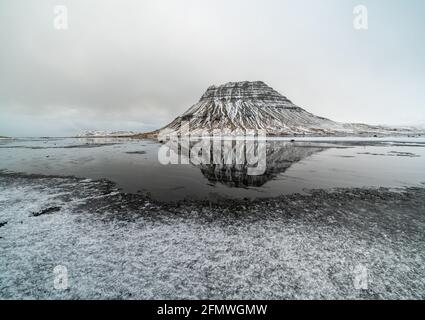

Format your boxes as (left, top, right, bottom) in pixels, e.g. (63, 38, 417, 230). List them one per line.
(0, 137, 424, 202)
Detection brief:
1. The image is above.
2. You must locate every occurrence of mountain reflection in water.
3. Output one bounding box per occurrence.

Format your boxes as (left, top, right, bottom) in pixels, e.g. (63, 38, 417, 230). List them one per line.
(170, 139, 326, 188)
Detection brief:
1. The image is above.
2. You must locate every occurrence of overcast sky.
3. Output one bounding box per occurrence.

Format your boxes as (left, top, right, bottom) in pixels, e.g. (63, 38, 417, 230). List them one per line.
(0, 0, 424, 136)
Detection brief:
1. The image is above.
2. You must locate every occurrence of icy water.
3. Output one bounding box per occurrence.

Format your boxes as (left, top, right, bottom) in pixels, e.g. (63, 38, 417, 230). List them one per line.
(0, 137, 424, 202)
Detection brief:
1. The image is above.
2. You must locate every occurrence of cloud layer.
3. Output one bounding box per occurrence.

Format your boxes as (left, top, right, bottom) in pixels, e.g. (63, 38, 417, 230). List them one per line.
(1, 0, 424, 136)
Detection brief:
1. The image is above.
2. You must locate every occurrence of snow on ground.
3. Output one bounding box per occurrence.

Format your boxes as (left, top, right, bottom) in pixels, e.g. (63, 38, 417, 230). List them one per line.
(0, 172, 424, 299)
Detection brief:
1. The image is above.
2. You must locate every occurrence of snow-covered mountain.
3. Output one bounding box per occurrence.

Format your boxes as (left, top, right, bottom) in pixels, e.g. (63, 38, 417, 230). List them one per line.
(160, 81, 423, 137)
(76, 130, 137, 137)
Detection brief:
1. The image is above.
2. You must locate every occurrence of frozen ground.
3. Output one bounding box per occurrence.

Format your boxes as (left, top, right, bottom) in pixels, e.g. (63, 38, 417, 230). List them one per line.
(0, 172, 424, 299)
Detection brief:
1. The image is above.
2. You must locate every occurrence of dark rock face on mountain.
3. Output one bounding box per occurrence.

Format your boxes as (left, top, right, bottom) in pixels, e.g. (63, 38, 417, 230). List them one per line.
(200, 81, 290, 103)
(158, 81, 422, 137)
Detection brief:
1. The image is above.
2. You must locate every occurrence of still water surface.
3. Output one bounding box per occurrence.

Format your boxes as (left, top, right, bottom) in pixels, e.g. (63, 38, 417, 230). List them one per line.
(0, 137, 424, 202)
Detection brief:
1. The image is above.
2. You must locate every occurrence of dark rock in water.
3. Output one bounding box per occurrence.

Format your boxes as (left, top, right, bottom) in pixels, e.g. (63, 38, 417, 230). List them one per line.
(0, 221, 7, 228)
(388, 151, 420, 158)
(32, 206, 61, 217)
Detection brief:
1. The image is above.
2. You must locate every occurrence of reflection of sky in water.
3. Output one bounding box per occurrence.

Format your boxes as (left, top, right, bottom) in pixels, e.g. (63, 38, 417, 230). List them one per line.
(0, 137, 425, 202)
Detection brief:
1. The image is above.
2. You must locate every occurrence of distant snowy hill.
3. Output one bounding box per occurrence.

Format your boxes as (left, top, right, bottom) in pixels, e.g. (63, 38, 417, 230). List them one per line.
(159, 81, 424, 137)
(76, 130, 137, 137)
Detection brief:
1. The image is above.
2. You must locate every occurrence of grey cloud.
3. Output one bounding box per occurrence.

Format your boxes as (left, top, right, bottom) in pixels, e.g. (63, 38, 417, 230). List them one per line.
(1, 0, 424, 136)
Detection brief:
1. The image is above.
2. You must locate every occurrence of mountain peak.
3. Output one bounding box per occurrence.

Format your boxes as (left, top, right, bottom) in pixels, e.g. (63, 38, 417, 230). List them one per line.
(200, 81, 292, 104)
